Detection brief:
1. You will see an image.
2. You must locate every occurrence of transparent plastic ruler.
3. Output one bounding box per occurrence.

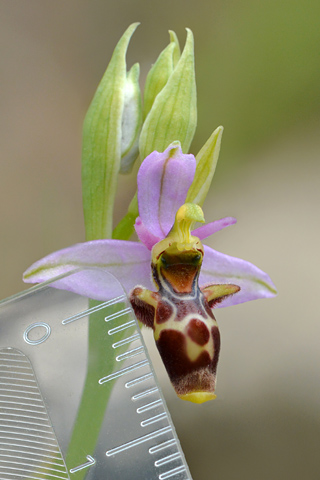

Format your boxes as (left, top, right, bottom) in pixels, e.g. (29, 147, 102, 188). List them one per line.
(0, 268, 193, 480)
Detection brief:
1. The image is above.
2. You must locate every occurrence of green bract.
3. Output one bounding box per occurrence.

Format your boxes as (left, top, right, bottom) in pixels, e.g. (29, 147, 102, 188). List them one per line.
(139, 29, 197, 161)
(119, 63, 142, 174)
(81, 23, 141, 240)
(186, 126, 223, 206)
(143, 31, 180, 119)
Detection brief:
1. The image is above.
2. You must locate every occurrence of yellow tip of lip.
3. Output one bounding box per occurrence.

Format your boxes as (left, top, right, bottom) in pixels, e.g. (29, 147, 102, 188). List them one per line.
(177, 392, 217, 404)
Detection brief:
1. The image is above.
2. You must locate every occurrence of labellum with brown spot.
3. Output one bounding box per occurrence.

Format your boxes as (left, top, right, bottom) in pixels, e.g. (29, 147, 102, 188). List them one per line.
(130, 204, 240, 404)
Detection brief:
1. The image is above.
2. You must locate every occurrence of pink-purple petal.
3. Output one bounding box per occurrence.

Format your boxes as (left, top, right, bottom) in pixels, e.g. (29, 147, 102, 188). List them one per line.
(23, 240, 153, 300)
(192, 216, 237, 240)
(137, 143, 196, 239)
(200, 245, 277, 308)
(134, 217, 161, 250)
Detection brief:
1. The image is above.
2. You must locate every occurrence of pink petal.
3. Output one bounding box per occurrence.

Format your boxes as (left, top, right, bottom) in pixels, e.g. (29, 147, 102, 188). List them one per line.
(137, 143, 196, 239)
(23, 240, 153, 300)
(192, 217, 237, 240)
(200, 245, 277, 308)
(134, 217, 161, 250)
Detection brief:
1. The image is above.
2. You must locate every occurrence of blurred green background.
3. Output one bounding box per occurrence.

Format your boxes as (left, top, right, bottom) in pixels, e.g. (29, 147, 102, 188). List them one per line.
(1, 1, 319, 479)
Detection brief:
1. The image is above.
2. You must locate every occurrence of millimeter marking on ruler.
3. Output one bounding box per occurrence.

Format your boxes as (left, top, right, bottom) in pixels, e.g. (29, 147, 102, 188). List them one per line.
(98, 360, 149, 384)
(61, 296, 126, 324)
(132, 387, 159, 401)
(116, 346, 144, 362)
(155, 452, 181, 467)
(159, 465, 187, 479)
(140, 412, 167, 427)
(105, 307, 132, 322)
(112, 333, 140, 349)
(0, 446, 61, 459)
(149, 439, 177, 454)
(105, 426, 172, 456)
(0, 465, 69, 478)
(137, 399, 163, 414)
(108, 320, 136, 335)
(69, 455, 96, 473)
(125, 373, 153, 388)
(0, 451, 65, 465)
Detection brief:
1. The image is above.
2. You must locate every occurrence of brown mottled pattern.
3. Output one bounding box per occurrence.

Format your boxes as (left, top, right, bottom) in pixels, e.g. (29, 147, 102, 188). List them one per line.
(210, 326, 221, 374)
(155, 300, 173, 324)
(130, 287, 156, 329)
(153, 259, 221, 395)
(204, 300, 214, 317)
(131, 250, 224, 398)
(156, 330, 216, 395)
(187, 318, 210, 346)
(174, 298, 204, 320)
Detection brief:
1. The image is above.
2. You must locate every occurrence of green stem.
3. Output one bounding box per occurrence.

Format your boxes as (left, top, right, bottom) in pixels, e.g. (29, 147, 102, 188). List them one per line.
(112, 192, 139, 240)
(65, 300, 134, 479)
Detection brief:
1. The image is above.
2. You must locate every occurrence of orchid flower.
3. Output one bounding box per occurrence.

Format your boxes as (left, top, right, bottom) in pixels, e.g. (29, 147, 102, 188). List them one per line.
(131, 201, 240, 404)
(23, 142, 276, 404)
(23, 142, 276, 307)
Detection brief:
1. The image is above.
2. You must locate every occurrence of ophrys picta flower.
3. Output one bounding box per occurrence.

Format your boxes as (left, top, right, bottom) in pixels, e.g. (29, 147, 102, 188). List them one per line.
(23, 142, 276, 402)
(131, 203, 240, 403)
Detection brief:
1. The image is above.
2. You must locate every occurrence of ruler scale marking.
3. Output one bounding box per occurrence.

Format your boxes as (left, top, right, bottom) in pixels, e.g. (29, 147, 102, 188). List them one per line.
(112, 333, 140, 349)
(159, 466, 187, 479)
(132, 387, 159, 401)
(0, 270, 193, 480)
(140, 412, 168, 428)
(106, 426, 173, 456)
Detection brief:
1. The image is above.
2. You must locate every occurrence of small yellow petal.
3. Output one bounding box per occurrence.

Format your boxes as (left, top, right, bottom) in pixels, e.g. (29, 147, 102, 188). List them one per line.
(178, 392, 217, 404)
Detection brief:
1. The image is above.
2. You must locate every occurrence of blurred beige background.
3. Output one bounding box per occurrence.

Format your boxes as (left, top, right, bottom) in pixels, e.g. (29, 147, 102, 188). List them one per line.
(1, 1, 319, 479)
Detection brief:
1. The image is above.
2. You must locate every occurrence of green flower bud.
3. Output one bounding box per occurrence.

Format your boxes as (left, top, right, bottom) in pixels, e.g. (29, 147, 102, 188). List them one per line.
(81, 23, 140, 240)
(169, 30, 181, 68)
(186, 126, 223, 206)
(139, 28, 197, 161)
(143, 31, 180, 119)
(119, 63, 142, 174)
